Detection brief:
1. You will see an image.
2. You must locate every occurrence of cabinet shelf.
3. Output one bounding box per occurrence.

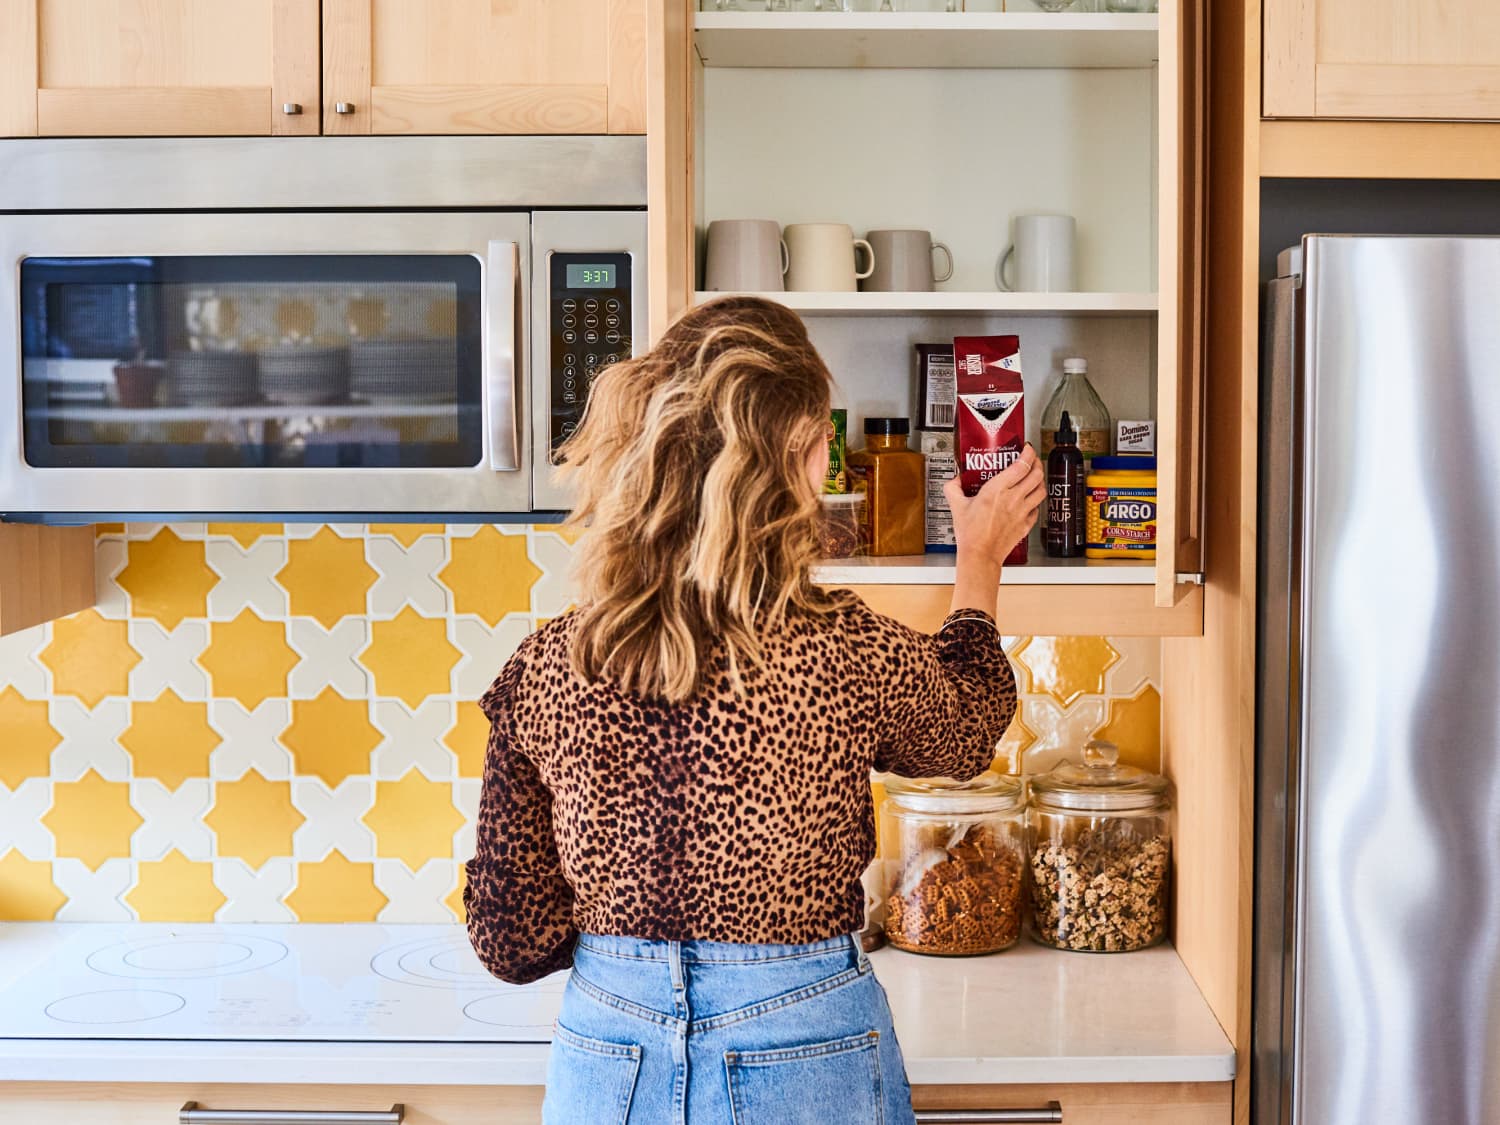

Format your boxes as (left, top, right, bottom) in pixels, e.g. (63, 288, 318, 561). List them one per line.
(813, 552, 1156, 586)
(693, 12, 1160, 70)
(26, 403, 457, 424)
(695, 290, 1158, 317)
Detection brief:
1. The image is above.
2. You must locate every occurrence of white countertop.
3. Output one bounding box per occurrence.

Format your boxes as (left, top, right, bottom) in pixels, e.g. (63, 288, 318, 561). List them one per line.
(0, 923, 1233, 1087)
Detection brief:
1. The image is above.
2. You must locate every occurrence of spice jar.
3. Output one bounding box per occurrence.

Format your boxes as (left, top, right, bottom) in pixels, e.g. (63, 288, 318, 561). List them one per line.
(1027, 740, 1171, 953)
(818, 492, 867, 558)
(881, 772, 1026, 956)
(847, 417, 925, 556)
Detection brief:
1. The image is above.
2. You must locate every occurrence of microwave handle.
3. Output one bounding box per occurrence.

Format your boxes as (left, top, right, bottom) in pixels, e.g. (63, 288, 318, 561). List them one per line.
(486, 240, 520, 472)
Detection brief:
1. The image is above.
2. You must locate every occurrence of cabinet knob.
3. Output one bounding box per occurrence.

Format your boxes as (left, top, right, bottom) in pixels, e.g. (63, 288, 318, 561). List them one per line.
(334, 102, 356, 115)
(281, 102, 303, 115)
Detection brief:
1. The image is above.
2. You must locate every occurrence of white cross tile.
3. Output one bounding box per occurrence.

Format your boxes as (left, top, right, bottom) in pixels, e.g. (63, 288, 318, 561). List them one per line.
(48, 698, 131, 782)
(130, 778, 214, 862)
(371, 698, 458, 782)
(1015, 695, 1109, 777)
(366, 536, 449, 619)
(374, 858, 458, 923)
(93, 537, 131, 620)
(450, 617, 531, 700)
(53, 857, 134, 921)
(208, 699, 293, 781)
(206, 538, 289, 621)
(212, 857, 297, 922)
(286, 617, 369, 700)
(0, 622, 50, 697)
(290, 777, 376, 862)
(127, 619, 210, 701)
(1104, 635, 1162, 697)
(0, 779, 55, 860)
(526, 533, 578, 620)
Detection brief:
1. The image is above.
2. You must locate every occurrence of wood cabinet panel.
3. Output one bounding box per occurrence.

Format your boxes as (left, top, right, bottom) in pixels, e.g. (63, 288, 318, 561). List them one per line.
(1, 0, 318, 137)
(0, 524, 95, 636)
(1, 1081, 1232, 1124)
(1265, 0, 1500, 120)
(326, 0, 646, 135)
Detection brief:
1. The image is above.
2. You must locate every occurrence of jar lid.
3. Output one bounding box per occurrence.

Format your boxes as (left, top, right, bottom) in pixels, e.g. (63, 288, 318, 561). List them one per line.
(1028, 740, 1169, 812)
(819, 492, 865, 507)
(884, 770, 1024, 814)
(864, 416, 910, 436)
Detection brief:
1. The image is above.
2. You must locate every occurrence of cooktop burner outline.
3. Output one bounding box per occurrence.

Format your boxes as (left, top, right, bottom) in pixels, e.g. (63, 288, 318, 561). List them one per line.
(87, 935, 290, 980)
(45, 989, 187, 1025)
(371, 935, 500, 991)
(461, 991, 559, 1030)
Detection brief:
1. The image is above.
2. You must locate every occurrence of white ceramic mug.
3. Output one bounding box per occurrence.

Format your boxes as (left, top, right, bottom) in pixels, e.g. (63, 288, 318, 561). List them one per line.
(861, 229, 954, 293)
(784, 223, 875, 292)
(997, 214, 1077, 292)
(703, 219, 789, 292)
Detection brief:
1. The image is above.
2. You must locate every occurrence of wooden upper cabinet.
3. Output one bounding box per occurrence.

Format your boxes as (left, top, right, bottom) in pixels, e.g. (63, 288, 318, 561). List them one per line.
(0, 0, 320, 137)
(1265, 0, 1500, 119)
(322, 0, 647, 136)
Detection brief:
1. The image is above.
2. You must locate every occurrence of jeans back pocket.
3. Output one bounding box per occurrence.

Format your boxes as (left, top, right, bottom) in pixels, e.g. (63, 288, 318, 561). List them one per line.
(724, 1030, 882, 1125)
(542, 1023, 642, 1125)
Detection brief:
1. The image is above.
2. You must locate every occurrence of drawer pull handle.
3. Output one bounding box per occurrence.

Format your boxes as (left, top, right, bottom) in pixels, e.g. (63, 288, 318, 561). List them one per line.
(334, 102, 356, 115)
(915, 1106, 1063, 1125)
(281, 102, 303, 115)
(179, 1104, 404, 1124)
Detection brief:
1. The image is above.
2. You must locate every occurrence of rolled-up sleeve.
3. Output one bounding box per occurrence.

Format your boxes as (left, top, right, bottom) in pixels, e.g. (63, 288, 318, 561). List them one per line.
(463, 647, 577, 985)
(861, 606, 1018, 780)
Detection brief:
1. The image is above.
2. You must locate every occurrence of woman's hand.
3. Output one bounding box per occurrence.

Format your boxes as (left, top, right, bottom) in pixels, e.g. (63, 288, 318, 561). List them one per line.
(944, 445, 1046, 618)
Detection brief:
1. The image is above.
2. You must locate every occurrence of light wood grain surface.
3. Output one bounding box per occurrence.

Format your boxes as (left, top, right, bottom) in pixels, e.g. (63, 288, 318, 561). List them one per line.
(0, 524, 95, 636)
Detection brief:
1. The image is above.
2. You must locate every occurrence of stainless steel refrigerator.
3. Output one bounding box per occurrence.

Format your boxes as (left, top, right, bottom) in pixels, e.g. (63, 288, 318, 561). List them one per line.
(1256, 235, 1500, 1125)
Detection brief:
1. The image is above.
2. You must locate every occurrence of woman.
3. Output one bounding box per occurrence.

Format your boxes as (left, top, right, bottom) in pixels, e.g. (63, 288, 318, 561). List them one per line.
(465, 296, 1044, 1124)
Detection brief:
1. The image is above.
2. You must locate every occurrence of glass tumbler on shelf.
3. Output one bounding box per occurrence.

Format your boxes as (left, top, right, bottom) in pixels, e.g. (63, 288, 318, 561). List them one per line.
(880, 772, 1027, 956)
(1027, 740, 1172, 953)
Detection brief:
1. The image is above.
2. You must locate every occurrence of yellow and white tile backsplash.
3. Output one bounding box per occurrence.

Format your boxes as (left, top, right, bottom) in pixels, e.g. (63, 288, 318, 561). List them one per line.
(0, 523, 1159, 923)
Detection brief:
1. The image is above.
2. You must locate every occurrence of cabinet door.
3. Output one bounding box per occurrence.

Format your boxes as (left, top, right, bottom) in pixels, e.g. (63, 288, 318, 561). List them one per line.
(1265, 0, 1500, 119)
(0, 0, 319, 138)
(323, 0, 646, 136)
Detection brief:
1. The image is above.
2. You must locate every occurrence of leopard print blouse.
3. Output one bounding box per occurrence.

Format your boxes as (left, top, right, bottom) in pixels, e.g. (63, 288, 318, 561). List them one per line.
(464, 599, 1017, 984)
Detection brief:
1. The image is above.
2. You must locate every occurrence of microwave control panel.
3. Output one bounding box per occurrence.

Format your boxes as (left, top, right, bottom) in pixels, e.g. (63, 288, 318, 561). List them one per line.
(548, 251, 633, 462)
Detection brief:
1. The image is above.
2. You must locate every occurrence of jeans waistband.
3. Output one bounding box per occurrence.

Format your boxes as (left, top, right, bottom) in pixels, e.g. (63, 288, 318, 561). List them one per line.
(576, 931, 864, 965)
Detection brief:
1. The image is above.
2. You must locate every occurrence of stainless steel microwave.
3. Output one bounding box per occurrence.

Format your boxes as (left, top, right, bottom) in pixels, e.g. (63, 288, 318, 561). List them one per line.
(0, 137, 647, 520)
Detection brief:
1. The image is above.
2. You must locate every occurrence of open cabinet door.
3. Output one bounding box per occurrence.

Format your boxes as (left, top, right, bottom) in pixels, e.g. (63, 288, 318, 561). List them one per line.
(1155, 0, 1207, 608)
(0, 0, 320, 138)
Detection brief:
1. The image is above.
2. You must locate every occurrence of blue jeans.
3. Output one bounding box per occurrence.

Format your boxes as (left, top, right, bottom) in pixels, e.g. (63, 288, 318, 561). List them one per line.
(542, 932, 917, 1125)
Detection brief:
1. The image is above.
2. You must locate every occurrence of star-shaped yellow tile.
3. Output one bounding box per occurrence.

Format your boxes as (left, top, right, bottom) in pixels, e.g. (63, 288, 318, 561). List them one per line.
(200, 610, 298, 709)
(358, 607, 460, 708)
(445, 863, 468, 922)
(115, 527, 219, 630)
(125, 849, 226, 922)
(120, 690, 221, 789)
(281, 688, 381, 787)
(533, 521, 585, 545)
(286, 850, 388, 922)
(1011, 636, 1122, 707)
(369, 524, 444, 547)
(362, 769, 466, 871)
(39, 609, 141, 709)
(1094, 684, 1162, 773)
(204, 770, 304, 869)
(279, 527, 376, 628)
(995, 706, 1040, 774)
(0, 850, 66, 920)
(43, 770, 143, 871)
(444, 704, 490, 778)
(439, 526, 541, 626)
(208, 523, 284, 549)
(0, 687, 61, 788)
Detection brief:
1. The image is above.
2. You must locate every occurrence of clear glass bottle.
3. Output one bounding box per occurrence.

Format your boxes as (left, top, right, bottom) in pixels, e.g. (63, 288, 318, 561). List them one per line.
(846, 417, 925, 556)
(1027, 740, 1171, 953)
(881, 772, 1026, 956)
(1039, 356, 1110, 466)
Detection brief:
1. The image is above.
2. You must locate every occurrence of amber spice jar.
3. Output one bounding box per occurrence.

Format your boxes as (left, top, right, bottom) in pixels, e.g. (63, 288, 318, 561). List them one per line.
(847, 417, 925, 556)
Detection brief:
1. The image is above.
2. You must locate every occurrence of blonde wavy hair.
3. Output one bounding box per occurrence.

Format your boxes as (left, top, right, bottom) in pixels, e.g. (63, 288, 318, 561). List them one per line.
(558, 296, 853, 702)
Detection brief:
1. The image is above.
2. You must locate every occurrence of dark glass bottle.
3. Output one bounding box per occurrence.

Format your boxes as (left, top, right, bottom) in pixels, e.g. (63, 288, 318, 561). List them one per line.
(1045, 411, 1086, 559)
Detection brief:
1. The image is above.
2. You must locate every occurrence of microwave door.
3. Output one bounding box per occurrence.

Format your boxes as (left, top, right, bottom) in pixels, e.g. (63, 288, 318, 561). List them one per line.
(1, 210, 531, 518)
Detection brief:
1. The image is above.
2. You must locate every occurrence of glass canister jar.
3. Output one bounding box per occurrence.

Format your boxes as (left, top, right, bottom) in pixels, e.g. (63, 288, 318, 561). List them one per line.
(1027, 740, 1171, 953)
(881, 772, 1026, 956)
